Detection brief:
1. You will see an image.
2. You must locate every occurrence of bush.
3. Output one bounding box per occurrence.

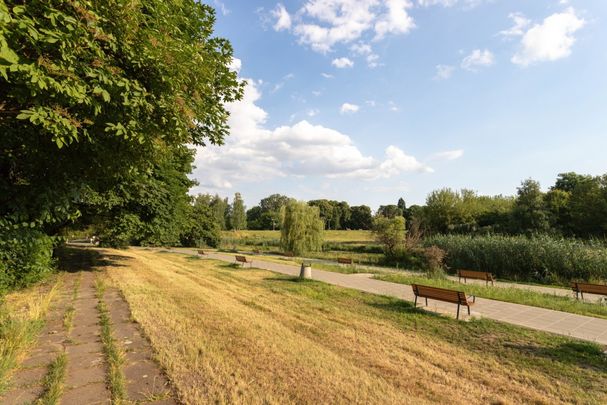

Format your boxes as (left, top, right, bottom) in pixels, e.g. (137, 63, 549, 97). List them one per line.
(0, 228, 55, 294)
(425, 234, 607, 285)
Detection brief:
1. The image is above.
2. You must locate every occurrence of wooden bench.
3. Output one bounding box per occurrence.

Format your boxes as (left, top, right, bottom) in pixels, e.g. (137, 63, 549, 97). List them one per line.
(411, 284, 475, 320)
(337, 257, 353, 265)
(197, 249, 206, 256)
(235, 255, 252, 268)
(252, 249, 261, 255)
(457, 269, 495, 286)
(283, 251, 295, 257)
(571, 282, 607, 300)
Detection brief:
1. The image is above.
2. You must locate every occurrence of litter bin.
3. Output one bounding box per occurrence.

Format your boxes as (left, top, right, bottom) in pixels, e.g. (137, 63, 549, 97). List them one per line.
(299, 263, 312, 279)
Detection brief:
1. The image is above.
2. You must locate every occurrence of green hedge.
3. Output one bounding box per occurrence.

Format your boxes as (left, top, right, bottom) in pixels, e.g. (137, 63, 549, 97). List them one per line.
(424, 234, 607, 285)
(0, 228, 55, 294)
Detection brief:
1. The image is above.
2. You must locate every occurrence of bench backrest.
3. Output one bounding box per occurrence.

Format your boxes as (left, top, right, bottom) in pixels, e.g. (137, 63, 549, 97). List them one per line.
(412, 284, 469, 305)
(337, 257, 353, 264)
(571, 282, 607, 295)
(235, 255, 248, 263)
(458, 269, 493, 281)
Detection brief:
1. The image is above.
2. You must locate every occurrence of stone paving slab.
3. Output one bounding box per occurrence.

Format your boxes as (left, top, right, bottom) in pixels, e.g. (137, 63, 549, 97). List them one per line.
(170, 249, 607, 346)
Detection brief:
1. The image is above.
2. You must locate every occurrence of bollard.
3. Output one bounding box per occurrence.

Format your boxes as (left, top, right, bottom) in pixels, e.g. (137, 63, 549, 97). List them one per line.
(299, 263, 312, 280)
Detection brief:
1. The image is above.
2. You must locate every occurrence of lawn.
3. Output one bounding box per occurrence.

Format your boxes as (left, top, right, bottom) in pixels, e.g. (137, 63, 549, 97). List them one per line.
(374, 273, 607, 320)
(104, 249, 607, 404)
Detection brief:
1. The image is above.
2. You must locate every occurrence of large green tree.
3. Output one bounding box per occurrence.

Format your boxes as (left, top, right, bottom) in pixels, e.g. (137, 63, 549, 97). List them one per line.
(280, 201, 324, 255)
(0, 0, 243, 287)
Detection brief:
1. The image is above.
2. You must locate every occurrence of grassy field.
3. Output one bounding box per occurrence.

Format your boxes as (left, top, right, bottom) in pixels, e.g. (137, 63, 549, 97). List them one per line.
(375, 273, 607, 319)
(221, 229, 375, 244)
(104, 249, 607, 404)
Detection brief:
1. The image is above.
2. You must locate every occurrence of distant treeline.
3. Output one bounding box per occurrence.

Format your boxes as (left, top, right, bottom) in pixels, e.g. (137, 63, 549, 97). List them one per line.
(207, 172, 607, 239)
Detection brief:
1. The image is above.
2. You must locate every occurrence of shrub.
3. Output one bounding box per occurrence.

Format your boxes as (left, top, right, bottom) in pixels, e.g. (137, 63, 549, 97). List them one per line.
(0, 228, 55, 294)
(425, 234, 607, 285)
(373, 216, 406, 255)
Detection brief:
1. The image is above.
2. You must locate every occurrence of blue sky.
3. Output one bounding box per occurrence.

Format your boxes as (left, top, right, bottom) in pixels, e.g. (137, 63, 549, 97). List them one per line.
(190, 0, 607, 210)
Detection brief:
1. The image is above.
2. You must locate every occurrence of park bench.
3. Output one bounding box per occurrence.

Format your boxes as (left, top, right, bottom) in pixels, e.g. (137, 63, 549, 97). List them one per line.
(337, 257, 353, 265)
(197, 249, 206, 256)
(411, 284, 475, 320)
(457, 269, 495, 286)
(571, 282, 607, 300)
(235, 255, 253, 268)
(283, 251, 295, 257)
(252, 249, 261, 254)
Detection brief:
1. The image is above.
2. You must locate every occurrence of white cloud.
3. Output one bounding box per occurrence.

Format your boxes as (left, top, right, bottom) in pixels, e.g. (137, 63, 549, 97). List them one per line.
(434, 149, 464, 160)
(461, 49, 495, 71)
(307, 109, 320, 117)
(191, 76, 432, 190)
(374, 0, 415, 40)
(213, 0, 230, 16)
(417, 0, 486, 8)
(280, 1, 415, 53)
(271, 3, 292, 31)
(340, 103, 360, 114)
(434, 64, 454, 80)
(332, 57, 354, 68)
(351, 42, 380, 68)
(229, 58, 242, 73)
(499, 12, 530, 38)
(388, 101, 399, 112)
(511, 8, 585, 67)
(321, 72, 334, 78)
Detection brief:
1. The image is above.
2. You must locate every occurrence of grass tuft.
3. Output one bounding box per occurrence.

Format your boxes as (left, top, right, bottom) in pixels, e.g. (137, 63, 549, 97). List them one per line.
(36, 352, 67, 404)
(95, 278, 126, 403)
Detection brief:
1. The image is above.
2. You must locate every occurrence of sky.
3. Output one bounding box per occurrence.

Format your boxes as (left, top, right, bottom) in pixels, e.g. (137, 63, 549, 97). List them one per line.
(190, 0, 607, 210)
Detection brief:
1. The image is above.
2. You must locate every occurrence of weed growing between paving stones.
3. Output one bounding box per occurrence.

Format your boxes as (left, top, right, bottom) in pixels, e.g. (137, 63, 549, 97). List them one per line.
(0, 279, 59, 394)
(95, 278, 126, 403)
(374, 273, 607, 319)
(36, 351, 67, 404)
(62, 273, 81, 333)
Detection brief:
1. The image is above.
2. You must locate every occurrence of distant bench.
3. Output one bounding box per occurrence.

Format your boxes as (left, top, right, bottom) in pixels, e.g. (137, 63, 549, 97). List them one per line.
(337, 257, 353, 265)
(412, 284, 475, 320)
(457, 269, 495, 286)
(571, 282, 607, 300)
(252, 249, 261, 255)
(235, 255, 253, 268)
(283, 252, 295, 257)
(197, 249, 206, 256)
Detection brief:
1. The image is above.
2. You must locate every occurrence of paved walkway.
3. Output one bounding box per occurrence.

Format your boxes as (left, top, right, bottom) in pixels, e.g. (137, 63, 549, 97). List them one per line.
(166, 248, 607, 346)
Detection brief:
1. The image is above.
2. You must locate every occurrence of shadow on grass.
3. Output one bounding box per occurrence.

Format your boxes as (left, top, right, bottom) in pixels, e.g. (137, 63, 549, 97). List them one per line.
(56, 246, 127, 273)
(367, 299, 440, 317)
(503, 340, 607, 369)
(264, 276, 317, 283)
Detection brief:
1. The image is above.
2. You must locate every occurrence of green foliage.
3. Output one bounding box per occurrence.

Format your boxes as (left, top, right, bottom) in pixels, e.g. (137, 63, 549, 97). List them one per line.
(180, 196, 221, 248)
(280, 201, 324, 255)
(425, 234, 607, 285)
(230, 193, 247, 231)
(349, 205, 373, 230)
(0, 227, 54, 293)
(0, 0, 243, 287)
(513, 179, 550, 234)
(372, 216, 406, 256)
(376, 204, 403, 219)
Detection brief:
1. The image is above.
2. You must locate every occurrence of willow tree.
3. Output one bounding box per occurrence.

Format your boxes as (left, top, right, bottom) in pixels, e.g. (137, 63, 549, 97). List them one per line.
(280, 201, 324, 256)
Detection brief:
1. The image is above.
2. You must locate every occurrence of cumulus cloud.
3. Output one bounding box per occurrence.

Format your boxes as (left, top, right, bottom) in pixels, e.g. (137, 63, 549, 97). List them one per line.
(417, 0, 487, 8)
(332, 57, 354, 68)
(510, 8, 585, 67)
(340, 103, 360, 114)
(434, 149, 464, 160)
(434, 64, 455, 80)
(271, 3, 292, 31)
(276, 0, 415, 53)
(499, 12, 530, 38)
(191, 76, 432, 190)
(461, 49, 495, 71)
(321, 72, 334, 78)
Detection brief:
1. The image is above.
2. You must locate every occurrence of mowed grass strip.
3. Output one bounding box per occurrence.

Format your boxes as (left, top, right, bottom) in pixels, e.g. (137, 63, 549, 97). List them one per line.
(375, 273, 607, 319)
(104, 249, 607, 405)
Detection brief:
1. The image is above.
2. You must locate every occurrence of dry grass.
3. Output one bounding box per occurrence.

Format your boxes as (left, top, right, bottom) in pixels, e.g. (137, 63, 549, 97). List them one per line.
(222, 230, 375, 243)
(0, 277, 61, 393)
(103, 249, 607, 405)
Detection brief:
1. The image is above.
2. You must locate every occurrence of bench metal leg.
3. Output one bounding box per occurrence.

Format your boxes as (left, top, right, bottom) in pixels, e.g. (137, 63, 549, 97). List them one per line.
(414, 295, 418, 307)
(456, 304, 460, 320)
(581, 292, 584, 301)
(468, 305, 471, 315)
(425, 297, 428, 306)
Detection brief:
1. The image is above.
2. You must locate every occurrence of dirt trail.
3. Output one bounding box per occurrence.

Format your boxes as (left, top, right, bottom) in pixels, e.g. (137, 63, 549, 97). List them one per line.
(1, 253, 177, 405)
